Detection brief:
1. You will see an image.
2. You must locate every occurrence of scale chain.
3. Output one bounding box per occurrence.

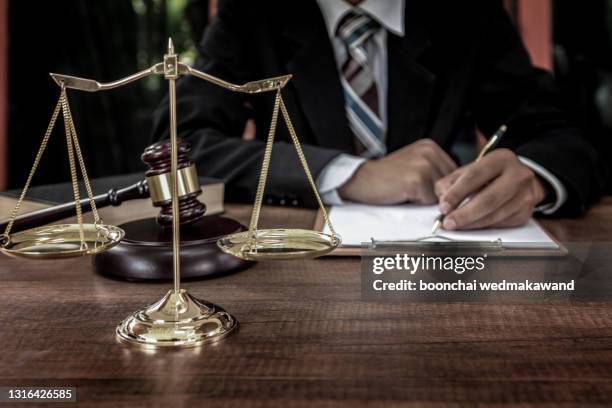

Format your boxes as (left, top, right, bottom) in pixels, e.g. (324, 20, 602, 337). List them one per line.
(63, 91, 102, 225)
(278, 95, 339, 240)
(60, 88, 86, 247)
(1, 87, 103, 248)
(246, 89, 338, 242)
(0, 98, 63, 245)
(247, 89, 281, 237)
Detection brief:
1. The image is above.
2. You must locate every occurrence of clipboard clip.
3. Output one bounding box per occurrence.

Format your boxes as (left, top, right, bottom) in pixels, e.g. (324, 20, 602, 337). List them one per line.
(369, 236, 503, 252)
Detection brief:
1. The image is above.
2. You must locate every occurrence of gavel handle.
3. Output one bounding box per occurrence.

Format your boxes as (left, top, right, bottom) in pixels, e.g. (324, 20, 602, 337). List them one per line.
(0, 180, 149, 233)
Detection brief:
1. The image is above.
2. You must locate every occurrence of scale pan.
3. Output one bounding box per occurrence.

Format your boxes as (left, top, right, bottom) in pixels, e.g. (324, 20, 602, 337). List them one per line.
(1, 223, 124, 259)
(217, 228, 340, 261)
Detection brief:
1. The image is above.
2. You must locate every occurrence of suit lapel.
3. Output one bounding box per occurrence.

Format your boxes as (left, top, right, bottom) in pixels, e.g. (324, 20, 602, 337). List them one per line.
(282, 3, 354, 152)
(386, 5, 437, 152)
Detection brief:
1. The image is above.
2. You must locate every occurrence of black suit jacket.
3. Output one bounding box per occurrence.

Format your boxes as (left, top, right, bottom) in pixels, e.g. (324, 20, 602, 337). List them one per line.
(152, 0, 607, 214)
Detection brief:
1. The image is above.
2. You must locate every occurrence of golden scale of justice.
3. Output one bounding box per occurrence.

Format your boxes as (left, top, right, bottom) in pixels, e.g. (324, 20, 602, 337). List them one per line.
(0, 39, 340, 348)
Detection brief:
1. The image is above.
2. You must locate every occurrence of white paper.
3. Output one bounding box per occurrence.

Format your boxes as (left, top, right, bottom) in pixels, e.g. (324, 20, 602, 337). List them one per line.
(323, 203, 558, 249)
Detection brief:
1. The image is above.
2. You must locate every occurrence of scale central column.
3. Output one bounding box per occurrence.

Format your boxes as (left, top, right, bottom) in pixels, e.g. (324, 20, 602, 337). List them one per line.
(165, 38, 181, 294)
(115, 38, 238, 348)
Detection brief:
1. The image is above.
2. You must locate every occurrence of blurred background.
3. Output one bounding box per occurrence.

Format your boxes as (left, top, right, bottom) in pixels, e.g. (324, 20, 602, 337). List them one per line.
(0, 0, 610, 191)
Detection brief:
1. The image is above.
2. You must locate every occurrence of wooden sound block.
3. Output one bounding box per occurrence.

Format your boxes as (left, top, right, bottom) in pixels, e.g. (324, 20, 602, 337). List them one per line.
(93, 216, 253, 281)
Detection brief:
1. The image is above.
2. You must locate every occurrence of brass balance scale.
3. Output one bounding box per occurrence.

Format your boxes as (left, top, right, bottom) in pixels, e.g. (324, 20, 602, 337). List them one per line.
(1, 39, 340, 348)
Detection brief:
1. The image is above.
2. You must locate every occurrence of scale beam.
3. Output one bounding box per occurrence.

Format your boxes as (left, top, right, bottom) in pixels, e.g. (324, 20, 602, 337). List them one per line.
(51, 64, 291, 94)
(50, 63, 165, 92)
(186, 66, 291, 93)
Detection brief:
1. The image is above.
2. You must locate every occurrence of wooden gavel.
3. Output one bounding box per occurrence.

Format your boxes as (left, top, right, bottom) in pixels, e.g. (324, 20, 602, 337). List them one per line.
(1, 139, 207, 233)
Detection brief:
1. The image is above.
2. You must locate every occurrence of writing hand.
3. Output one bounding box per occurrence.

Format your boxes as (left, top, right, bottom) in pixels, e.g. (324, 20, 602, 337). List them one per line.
(339, 139, 457, 204)
(434, 149, 548, 230)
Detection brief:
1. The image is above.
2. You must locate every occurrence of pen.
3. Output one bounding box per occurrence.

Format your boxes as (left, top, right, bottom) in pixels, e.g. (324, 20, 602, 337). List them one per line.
(431, 124, 508, 235)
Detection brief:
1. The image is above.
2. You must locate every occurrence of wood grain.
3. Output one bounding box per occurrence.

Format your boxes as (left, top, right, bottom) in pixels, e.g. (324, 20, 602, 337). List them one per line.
(0, 197, 612, 407)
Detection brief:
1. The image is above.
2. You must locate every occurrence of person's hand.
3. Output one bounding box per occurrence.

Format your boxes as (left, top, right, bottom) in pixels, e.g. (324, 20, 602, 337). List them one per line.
(434, 148, 549, 230)
(338, 139, 457, 204)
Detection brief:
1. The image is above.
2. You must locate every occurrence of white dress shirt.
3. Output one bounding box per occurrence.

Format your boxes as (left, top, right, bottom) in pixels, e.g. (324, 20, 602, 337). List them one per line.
(314, 0, 567, 214)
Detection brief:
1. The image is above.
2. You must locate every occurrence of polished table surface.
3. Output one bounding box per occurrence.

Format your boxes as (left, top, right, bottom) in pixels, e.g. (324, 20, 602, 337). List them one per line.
(1, 196, 612, 407)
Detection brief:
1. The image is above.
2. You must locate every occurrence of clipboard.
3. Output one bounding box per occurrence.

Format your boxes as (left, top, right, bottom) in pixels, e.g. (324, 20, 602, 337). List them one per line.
(314, 208, 568, 257)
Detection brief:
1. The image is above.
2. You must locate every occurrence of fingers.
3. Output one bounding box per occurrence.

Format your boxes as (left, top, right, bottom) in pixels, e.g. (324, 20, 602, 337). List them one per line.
(442, 171, 516, 229)
(392, 139, 458, 205)
(403, 167, 438, 204)
(448, 202, 532, 230)
(411, 140, 457, 204)
(437, 150, 512, 214)
(415, 173, 438, 204)
(445, 187, 530, 230)
(439, 149, 542, 230)
(435, 168, 462, 199)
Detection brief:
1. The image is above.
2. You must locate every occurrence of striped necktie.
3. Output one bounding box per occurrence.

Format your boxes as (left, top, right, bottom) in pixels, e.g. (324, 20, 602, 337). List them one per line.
(337, 10, 385, 158)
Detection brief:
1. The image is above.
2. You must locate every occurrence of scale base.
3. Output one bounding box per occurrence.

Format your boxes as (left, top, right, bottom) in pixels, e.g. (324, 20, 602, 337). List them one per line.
(116, 289, 238, 348)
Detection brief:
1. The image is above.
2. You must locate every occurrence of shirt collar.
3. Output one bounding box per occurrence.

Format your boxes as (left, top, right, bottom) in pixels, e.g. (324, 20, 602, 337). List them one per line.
(316, 0, 405, 38)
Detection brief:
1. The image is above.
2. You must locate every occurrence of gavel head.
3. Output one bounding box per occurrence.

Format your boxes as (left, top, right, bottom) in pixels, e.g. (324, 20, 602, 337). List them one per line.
(141, 139, 206, 227)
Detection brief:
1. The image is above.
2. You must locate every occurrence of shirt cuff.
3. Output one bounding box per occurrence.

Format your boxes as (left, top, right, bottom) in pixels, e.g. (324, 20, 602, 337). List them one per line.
(518, 156, 567, 215)
(316, 154, 367, 205)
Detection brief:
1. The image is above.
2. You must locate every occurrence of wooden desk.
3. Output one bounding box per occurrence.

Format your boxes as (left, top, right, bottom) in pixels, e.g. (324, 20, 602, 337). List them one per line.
(1, 197, 612, 407)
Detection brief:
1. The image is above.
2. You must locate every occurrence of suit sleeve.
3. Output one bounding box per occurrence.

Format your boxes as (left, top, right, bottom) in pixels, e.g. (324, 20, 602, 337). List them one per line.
(150, 0, 343, 205)
(468, 0, 608, 215)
